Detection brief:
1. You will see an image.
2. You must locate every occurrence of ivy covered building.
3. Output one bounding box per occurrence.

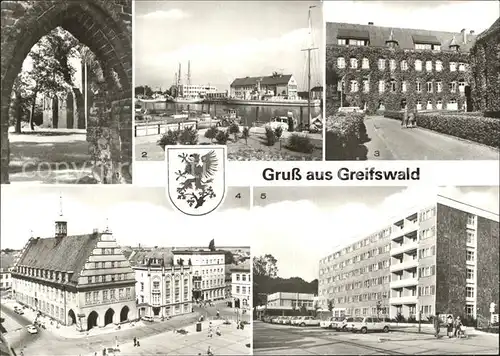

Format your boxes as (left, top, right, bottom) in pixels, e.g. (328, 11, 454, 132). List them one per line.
(326, 22, 477, 114)
(469, 18, 500, 113)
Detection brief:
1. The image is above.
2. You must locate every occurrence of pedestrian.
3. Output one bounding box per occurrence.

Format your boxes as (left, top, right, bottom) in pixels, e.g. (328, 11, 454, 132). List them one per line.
(447, 315, 454, 338)
(433, 313, 441, 338)
(207, 346, 213, 356)
(133, 337, 137, 347)
(454, 316, 461, 337)
(402, 106, 408, 128)
(216, 326, 221, 336)
(136, 339, 140, 347)
(411, 108, 418, 128)
(216, 309, 220, 319)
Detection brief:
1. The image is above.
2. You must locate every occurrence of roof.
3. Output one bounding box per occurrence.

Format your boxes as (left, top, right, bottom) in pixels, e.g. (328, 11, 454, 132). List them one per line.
(231, 260, 250, 272)
(128, 248, 174, 267)
(230, 74, 293, 87)
(171, 249, 225, 255)
(475, 17, 500, 43)
(326, 22, 477, 52)
(16, 234, 100, 284)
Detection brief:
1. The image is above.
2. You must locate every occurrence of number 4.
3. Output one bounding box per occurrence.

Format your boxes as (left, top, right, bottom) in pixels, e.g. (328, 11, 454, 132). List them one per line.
(235, 193, 242, 199)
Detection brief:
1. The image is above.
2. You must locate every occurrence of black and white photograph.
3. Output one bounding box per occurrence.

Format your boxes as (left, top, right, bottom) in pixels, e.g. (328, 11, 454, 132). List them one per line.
(0, 0, 133, 184)
(134, 0, 324, 162)
(0, 186, 252, 356)
(324, 1, 500, 161)
(252, 186, 499, 355)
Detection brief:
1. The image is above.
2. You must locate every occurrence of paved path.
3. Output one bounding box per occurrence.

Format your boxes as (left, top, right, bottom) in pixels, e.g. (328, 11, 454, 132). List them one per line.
(364, 116, 499, 160)
(254, 321, 499, 355)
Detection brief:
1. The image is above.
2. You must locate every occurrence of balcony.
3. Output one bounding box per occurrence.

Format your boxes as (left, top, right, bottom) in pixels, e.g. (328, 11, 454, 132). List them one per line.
(391, 222, 418, 240)
(389, 295, 418, 305)
(390, 258, 418, 272)
(390, 277, 418, 289)
(391, 241, 418, 256)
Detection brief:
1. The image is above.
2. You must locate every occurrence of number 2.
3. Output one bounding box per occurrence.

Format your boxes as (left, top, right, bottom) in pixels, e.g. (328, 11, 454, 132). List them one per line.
(141, 152, 148, 158)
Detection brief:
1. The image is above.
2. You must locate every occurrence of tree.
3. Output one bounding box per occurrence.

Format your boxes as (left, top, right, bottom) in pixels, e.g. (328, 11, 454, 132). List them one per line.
(208, 239, 215, 251)
(313, 301, 320, 317)
(327, 299, 334, 313)
(253, 254, 278, 278)
(300, 304, 307, 316)
(224, 251, 235, 264)
(135, 85, 153, 97)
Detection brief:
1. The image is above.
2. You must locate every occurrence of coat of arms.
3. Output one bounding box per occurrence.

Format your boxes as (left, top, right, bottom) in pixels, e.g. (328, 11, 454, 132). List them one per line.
(166, 146, 227, 216)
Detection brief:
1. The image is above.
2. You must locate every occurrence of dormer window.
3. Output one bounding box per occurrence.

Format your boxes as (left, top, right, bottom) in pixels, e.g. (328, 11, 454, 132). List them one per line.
(337, 38, 347, 45)
(337, 57, 345, 68)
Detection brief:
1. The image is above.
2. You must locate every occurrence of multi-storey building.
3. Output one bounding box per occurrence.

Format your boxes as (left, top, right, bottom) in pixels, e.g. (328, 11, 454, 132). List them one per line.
(0, 251, 19, 290)
(231, 261, 251, 309)
(133, 250, 193, 319)
(318, 195, 499, 321)
(256, 292, 316, 318)
(177, 84, 217, 98)
(11, 208, 137, 331)
(230, 74, 299, 100)
(326, 22, 477, 113)
(171, 249, 226, 301)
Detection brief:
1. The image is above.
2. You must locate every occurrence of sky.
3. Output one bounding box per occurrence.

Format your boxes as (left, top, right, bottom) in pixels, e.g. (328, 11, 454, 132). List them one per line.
(251, 186, 499, 282)
(135, 0, 324, 92)
(0, 186, 251, 250)
(324, 1, 499, 33)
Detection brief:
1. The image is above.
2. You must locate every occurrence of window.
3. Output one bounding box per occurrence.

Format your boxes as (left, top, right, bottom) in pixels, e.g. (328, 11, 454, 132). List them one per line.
(87, 276, 93, 284)
(401, 81, 407, 92)
(466, 287, 474, 298)
(242, 274, 246, 282)
(437, 99, 442, 110)
(449, 81, 457, 92)
(459, 63, 466, 71)
(363, 78, 370, 92)
(236, 274, 240, 281)
(416, 81, 422, 93)
(140, 282, 144, 291)
(459, 79, 466, 93)
(378, 59, 386, 70)
(349, 39, 366, 46)
(350, 57, 358, 69)
(466, 305, 474, 316)
(362, 58, 370, 69)
(390, 59, 396, 71)
(153, 281, 160, 289)
(85, 292, 91, 303)
(436, 61, 442, 71)
(467, 230, 475, 244)
(401, 60, 408, 70)
(466, 268, 474, 280)
(337, 38, 347, 45)
(450, 62, 457, 71)
(415, 60, 422, 71)
(378, 80, 385, 93)
(236, 286, 240, 294)
(350, 80, 359, 92)
(467, 214, 476, 226)
(337, 57, 345, 68)
(390, 79, 396, 92)
(466, 250, 475, 262)
(436, 81, 442, 93)
(426, 81, 433, 93)
(426, 61, 432, 71)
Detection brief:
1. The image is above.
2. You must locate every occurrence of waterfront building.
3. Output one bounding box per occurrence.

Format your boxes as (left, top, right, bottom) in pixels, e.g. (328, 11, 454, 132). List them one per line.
(176, 84, 217, 98)
(11, 207, 137, 331)
(171, 249, 226, 301)
(230, 74, 299, 100)
(326, 22, 477, 113)
(469, 18, 500, 113)
(230, 261, 251, 309)
(205, 91, 229, 101)
(318, 195, 499, 322)
(132, 249, 193, 319)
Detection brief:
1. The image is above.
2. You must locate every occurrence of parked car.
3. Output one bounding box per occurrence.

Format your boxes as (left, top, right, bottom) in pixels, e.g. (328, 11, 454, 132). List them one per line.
(333, 317, 354, 331)
(268, 117, 289, 132)
(295, 316, 320, 327)
(14, 308, 24, 315)
(288, 316, 300, 325)
(320, 317, 336, 329)
(141, 316, 154, 322)
(271, 316, 282, 324)
(26, 325, 38, 334)
(350, 316, 390, 334)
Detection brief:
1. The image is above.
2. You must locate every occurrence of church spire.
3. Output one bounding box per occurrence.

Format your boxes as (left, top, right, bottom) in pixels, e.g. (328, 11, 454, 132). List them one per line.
(385, 29, 399, 48)
(55, 193, 67, 238)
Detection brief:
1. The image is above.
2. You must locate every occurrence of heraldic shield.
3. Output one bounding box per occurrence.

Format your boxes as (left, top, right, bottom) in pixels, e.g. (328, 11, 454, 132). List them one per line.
(166, 145, 227, 216)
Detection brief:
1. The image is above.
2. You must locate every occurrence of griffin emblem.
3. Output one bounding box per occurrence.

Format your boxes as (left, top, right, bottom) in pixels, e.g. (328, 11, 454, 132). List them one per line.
(166, 146, 227, 216)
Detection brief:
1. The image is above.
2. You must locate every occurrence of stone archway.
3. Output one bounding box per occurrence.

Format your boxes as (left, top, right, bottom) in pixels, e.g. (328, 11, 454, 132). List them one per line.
(0, 0, 133, 184)
(87, 311, 98, 330)
(68, 309, 77, 325)
(120, 306, 129, 322)
(104, 308, 115, 326)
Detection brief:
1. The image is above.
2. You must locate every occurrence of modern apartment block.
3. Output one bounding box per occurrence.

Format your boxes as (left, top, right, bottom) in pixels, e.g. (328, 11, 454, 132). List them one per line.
(318, 195, 499, 321)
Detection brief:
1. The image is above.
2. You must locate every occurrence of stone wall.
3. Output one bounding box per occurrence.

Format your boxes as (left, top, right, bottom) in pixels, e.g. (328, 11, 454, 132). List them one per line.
(1, 0, 132, 183)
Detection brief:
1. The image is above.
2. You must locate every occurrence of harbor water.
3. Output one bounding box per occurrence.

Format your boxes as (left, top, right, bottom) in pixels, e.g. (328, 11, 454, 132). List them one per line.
(138, 101, 322, 126)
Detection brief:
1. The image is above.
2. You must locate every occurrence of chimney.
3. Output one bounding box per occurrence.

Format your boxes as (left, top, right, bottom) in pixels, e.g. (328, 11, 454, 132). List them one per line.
(470, 30, 474, 35)
(461, 28, 467, 44)
(368, 22, 374, 25)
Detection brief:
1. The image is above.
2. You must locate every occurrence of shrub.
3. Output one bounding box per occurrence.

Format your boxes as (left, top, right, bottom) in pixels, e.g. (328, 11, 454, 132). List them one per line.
(265, 126, 276, 146)
(241, 127, 250, 145)
(286, 134, 314, 154)
(228, 123, 240, 142)
(274, 126, 283, 140)
(325, 112, 370, 160)
(178, 126, 198, 145)
(158, 129, 179, 146)
(205, 126, 219, 142)
(215, 130, 230, 145)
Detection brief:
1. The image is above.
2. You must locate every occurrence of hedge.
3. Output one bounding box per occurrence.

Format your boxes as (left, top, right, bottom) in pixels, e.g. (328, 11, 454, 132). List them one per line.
(325, 112, 370, 160)
(383, 110, 500, 148)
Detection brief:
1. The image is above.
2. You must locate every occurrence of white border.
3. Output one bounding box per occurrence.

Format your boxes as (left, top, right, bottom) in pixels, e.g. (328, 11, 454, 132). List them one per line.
(131, 0, 136, 166)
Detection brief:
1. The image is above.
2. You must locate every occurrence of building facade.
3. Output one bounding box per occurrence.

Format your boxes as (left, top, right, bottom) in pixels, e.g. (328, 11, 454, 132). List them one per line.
(176, 84, 217, 98)
(133, 251, 193, 319)
(469, 18, 500, 113)
(205, 91, 229, 100)
(318, 195, 499, 322)
(11, 213, 137, 331)
(256, 292, 316, 318)
(0, 251, 18, 290)
(231, 261, 251, 309)
(326, 22, 477, 113)
(230, 74, 298, 100)
(171, 250, 226, 301)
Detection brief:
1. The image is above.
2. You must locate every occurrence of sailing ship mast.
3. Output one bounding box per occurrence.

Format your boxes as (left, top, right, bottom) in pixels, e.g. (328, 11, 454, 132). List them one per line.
(187, 60, 191, 86)
(301, 5, 318, 127)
